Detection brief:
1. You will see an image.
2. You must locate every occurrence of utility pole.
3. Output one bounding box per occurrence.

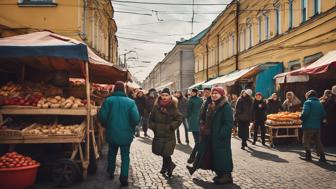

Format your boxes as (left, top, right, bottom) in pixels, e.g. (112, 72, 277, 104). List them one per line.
(191, 0, 195, 37)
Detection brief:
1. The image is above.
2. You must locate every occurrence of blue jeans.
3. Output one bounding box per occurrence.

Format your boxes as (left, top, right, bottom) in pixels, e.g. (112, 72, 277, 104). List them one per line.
(176, 117, 189, 142)
(190, 131, 200, 159)
(107, 143, 131, 177)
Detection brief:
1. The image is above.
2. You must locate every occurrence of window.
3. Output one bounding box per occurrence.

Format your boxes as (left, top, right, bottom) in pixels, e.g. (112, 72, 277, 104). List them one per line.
(238, 32, 241, 52)
(247, 20, 253, 48)
(313, 0, 321, 15)
(231, 34, 235, 55)
(288, 0, 294, 29)
(243, 29, 247, 50)
(303, 52, 323, 65)
(264, 15, 270, 40)
(226, 37, 230, 58)
(302, 0, 308, 22)
(258, 16, 262, 43)
(275, 6, 281, 35)
(288, 60, 301, 71)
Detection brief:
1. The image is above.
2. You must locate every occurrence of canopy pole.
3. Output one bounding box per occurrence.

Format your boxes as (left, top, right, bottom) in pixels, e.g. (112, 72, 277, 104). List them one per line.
(83, 61, 91, 179)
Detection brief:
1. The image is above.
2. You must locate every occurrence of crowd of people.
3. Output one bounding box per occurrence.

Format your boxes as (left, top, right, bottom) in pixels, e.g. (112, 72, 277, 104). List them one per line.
(98, 81, 336, 186)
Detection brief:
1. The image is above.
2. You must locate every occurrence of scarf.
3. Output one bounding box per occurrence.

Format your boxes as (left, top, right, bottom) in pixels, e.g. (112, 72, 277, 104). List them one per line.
(158, 97, 172, 114)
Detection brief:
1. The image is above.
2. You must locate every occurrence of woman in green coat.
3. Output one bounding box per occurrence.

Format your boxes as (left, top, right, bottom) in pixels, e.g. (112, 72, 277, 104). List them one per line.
(149, 88, 183, 178)
(210, 87, 234, 184)
(187, 87, 234, 185)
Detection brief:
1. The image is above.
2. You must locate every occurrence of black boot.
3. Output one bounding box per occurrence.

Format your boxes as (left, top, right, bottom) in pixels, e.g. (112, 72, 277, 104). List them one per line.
(319, 154, 327, 163)
(214, 173, 233, 185)
(187, 156, 195, 164)
(167, 162, 176, 178)
(186, 165, 196, 176)
(300, 150, 312, 161)
(160, 160, 167, 174)
(119, 176, 128, 187)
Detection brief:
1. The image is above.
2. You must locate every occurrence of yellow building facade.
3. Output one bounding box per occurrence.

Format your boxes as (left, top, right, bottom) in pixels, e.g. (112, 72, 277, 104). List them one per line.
(194, 0, 336, 83)
(0, 0, 118, 64)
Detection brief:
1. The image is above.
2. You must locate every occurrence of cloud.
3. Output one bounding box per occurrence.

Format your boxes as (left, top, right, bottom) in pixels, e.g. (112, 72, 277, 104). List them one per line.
(113, 0, 232, 81)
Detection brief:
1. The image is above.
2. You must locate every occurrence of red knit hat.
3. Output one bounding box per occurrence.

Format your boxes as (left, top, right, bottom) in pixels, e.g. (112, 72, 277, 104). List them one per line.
(212, 87, 225, 96)
(114, 81, 125, 92)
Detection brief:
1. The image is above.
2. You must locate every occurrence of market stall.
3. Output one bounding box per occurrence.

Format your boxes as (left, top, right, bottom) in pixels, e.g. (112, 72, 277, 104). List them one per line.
(264, 112, 302, 147)
(0, 31, 128, 187)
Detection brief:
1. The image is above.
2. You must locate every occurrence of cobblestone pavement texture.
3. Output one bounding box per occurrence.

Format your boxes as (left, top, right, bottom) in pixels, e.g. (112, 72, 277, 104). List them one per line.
(35, 126, 336, 189)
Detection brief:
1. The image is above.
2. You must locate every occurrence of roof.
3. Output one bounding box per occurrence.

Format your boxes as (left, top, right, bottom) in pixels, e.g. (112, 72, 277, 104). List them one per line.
(178, 27, 211, 45)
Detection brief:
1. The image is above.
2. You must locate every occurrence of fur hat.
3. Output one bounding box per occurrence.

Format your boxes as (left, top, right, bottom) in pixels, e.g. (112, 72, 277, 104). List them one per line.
(114, 81, 125, 92)
(161, 88, 171, 95)
(212, 87, 225, 96)
(245, 89, 253, 96)
(191, 88, 198, 93)
(332, 85, 336, 95)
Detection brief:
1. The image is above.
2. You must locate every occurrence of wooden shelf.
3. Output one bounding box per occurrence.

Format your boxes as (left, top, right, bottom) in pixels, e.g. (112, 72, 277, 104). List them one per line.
(0, 135, 84, 144)
(0, 106, 98, 116)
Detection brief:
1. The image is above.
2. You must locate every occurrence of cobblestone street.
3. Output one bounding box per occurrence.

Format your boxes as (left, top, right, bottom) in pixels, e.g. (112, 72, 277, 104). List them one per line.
(36, 127, 336, 189)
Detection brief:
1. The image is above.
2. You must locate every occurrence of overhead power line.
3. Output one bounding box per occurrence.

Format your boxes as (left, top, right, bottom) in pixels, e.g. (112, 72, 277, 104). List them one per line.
(111, 0, 229, 6)
(117, 36, 175, 45)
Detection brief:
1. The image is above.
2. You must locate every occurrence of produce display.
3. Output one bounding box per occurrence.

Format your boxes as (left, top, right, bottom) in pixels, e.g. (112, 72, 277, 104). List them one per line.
(266, 112, 302, 126)
(0, 82, 88, 109)
(37, 96, 84, 109)
(24, 123, 84, 136)
(0, 119, 32, 131)
(0, 152, 38, 168)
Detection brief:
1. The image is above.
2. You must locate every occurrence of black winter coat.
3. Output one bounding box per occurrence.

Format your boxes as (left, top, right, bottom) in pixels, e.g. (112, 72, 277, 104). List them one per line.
(235, 96, 254, 122)
(266, 99, 282, 115)
(253, 99, 267, 122)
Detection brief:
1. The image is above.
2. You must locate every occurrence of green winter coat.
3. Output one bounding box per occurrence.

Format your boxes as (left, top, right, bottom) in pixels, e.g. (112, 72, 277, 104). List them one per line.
(98, 91, 140, 146)
(209, 98, 234, 174)
(149, 97, 183, 156)
(187, 95, 203, 132)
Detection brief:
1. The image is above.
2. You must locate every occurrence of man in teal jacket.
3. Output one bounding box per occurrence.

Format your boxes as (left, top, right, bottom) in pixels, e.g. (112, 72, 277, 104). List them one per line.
(98, 81, 140, 186)
(187, 88, 203, 163)
(300, 90, 327, 162)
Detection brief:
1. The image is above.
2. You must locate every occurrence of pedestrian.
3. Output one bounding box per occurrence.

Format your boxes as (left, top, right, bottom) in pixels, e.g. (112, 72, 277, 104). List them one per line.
(187, 87, 234, 185)
(200, 87, 212, 122)
(149, 88, 183, 178)
(282, 91, 301, 112)
(300, 90, 327, 162)
(320, 89, 332, 105)
(135, 90, 147, 137)
(323, 86, 336, 146)
(235, 89, 254, 150)
(174, 91, 189, 144)
(98, 81, 140, 187)
(266, 93, 282, 114)
(230, 94, 238, 137)
(252, 92, 267, 145)
(144, 88, 158, 137)
(187, 88, 203, 164)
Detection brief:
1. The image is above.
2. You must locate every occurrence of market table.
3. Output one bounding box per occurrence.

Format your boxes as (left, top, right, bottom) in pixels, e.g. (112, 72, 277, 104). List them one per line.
(265, 124, 302, 147)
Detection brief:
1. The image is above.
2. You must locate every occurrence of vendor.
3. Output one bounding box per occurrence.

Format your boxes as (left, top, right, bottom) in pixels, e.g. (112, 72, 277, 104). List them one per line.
(282, 91, 301, 112)
(266, 93, 282, 115)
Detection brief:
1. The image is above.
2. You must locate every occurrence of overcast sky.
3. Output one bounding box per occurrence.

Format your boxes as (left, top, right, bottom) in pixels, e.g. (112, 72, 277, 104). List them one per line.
(112, 0, 232, 82)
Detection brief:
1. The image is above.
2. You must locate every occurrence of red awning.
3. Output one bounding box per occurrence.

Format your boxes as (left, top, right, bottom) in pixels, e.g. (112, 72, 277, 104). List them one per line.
(274, 50, 336, 83)
(290, 50, 336, 75)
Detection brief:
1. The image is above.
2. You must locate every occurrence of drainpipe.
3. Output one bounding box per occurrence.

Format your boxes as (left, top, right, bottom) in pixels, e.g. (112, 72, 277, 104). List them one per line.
(179, 49, 183, 91)
(235, 0, 240, 70)
(82, 0, 88, 39)
(206, 44, 209, 81)
(108, 20, 111, 62)
(217, 34, 220, 77)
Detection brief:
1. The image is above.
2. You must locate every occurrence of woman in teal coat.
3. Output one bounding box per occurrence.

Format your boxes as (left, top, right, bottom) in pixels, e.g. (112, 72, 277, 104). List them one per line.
(98, 81, 140, 186)
(187, 88, 203, 163)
